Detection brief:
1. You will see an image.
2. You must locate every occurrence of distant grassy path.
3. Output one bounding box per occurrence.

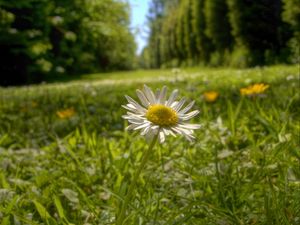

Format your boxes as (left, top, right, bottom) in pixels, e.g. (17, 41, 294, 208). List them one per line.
(1, 65, 298, 92)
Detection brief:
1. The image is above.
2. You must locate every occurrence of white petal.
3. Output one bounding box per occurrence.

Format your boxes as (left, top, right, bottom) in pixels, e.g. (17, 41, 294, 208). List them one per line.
(122, 104, 134, 110)
(125, 112, 144, 118)
(122, 114, 143, 120)
(127, 119, 145, 125)
(179, 100, 195, 114)
(122, 115, 132, 119)
(172, 97, 186, 112)
(159, 130, 165, 143)
(158, 86, 167, 104)
(171, 127, 184, 135)
(140, 126, 150, 135)
(155, 89, 160, 102)
(172, 126, 195, 140)
(145, 129, 156, 142)
(166, 89, 179, 106)
(151, 125, 159, 130)
(176, 127, 194, 135)
(180, 110, 199, 121)
(134, 122, 151, 130)
(162, 128, 175, 137)
(143, 85, 156, 104)
(162, 128, 170, 136)
(183, 133, 195, 142)
(168, 128, 176, 137)
(125, 95, 147, 112)
(170, 101, 178, 108)
(178, 123, 201, 129)
(126, 111, 144, 117)
(122, 104, 136, 112)
(126, 124, 139, 130)
(136, 90, 150, 108)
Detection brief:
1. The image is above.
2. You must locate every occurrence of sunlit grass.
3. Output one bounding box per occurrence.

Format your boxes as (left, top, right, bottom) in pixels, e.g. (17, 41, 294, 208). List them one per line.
(0, 65, 299, 224)
(36, 64, 297, 86)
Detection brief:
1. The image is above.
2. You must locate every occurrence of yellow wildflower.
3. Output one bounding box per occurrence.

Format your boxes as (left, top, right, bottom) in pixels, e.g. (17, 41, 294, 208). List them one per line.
(240, 87, 251, 96)
(31, 101, 38, 108)
(56, 107, 75, 119)
(203, 91, 219, 102)
(20, 101, 38, 112)
(240, 83, 269, 96)
(20, 106, 28, 113)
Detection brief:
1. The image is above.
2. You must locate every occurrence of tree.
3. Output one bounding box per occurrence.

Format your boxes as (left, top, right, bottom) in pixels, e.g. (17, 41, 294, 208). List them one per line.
(282, 0, 300, 63)
(146, 0, 165, 68)
(0, 0, 136, 86)
(226, 0, 288, 65)
(182, 0, 195, 64)
(143, 0, 296, 68)
(204, 0, 233, 65)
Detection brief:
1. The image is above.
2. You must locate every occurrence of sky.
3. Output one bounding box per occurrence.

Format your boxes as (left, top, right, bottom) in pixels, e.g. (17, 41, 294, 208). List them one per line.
(127, 0, 150, 54)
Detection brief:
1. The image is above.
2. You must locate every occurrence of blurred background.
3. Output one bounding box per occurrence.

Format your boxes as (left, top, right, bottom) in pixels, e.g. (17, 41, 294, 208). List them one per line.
(0, 0, 299, 86)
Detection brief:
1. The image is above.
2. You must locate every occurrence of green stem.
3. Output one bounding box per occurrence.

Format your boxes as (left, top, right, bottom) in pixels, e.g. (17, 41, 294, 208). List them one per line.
(116, 135, 158, 225)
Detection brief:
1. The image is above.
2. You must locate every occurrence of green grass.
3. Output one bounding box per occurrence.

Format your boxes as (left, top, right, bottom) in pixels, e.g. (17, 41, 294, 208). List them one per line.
(0, 65, 299, 224)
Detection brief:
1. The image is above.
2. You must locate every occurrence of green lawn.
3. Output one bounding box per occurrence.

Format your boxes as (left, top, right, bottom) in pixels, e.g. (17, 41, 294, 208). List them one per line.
(0, 65, 299, 224)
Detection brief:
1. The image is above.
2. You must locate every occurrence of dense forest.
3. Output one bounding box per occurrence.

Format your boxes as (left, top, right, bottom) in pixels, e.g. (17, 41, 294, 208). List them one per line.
(0, 0, 136, 86)
(1, 0, 299, 86)
(140, 0, 300, 68)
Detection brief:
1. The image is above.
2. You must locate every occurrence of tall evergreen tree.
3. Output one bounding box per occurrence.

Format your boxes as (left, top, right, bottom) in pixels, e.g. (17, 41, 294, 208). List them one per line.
(182, 0, 195, 63)
(204, 0, 232, 52)
(175, 2, 186, 64)
(144, 0, 297, 68)
(226, 0, 286, 65)
(282, 0, 300, 63)
(147, 0, 165, 68)
(191, 0, 210, 64)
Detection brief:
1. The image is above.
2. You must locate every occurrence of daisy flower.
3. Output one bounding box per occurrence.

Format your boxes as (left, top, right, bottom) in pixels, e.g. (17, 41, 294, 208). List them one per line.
(122, 85, 201, 143)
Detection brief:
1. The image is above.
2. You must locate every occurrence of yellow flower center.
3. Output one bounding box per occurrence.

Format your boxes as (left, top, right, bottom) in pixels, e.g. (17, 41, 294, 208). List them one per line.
(146, 104, 178, 126)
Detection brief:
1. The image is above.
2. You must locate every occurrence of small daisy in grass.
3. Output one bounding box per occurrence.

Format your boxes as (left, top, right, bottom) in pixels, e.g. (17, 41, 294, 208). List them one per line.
(240, 83, 269, 96)
(56, 107, 75, 119)
(203, 91, 219, 102)
(122, 85, 201, 143)
(118, 84, 200, 224)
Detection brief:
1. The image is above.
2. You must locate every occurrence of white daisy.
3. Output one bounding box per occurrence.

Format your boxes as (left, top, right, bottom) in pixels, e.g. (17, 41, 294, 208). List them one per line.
(122, 85, 201, 143)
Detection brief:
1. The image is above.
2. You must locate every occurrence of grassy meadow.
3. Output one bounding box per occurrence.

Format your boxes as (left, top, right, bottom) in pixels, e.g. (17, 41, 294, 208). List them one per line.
(0, 65, 299, 224)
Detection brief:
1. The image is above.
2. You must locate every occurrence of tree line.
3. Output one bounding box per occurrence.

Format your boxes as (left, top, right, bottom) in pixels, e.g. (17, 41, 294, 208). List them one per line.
(0, 0, 136, 86)
(140, 0, 300, 69)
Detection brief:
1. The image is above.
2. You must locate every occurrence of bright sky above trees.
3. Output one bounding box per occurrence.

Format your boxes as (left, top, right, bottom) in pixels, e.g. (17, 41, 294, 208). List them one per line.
(128, 0, 150, 54)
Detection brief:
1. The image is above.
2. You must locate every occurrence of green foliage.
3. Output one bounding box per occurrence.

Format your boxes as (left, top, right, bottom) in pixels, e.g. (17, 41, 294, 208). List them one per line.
(229, 46, 252, 68)
(282, 0, 300, 63)
(226, 0, 288, 66)
(175, 3, 186, 62)
(191, 0, 210, 64)
(160, 6, 174, 66)
(138, 47, 151, 69)
(0, 65, 299, 224)
(146, 0, 166, 68)
(143, 0, 298, 68)
(204, 0, 233, 54)
(0, 0, 136, 86)
(282, 0, 300, 28)
(182, 0, 194, 61)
